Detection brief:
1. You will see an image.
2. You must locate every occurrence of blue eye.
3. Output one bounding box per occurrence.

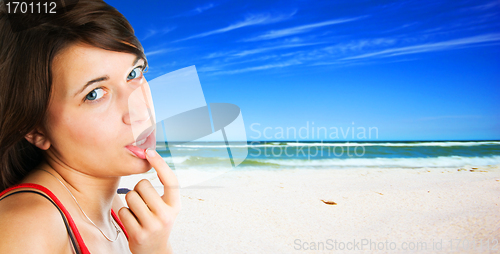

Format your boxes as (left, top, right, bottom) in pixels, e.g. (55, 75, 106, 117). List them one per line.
(127, 67, 143, 80)
(85, 88, 105, 101)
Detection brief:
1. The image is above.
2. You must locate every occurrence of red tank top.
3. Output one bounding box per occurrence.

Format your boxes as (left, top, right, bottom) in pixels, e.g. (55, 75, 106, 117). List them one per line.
(0, 183, 129, 254)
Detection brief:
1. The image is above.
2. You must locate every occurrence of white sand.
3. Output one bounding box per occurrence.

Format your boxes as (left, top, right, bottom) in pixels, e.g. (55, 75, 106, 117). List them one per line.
(122, 165, 500, 253)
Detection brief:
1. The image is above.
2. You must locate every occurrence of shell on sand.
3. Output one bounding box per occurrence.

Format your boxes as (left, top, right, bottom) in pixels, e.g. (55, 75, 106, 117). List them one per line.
(321, 199, 337, 205)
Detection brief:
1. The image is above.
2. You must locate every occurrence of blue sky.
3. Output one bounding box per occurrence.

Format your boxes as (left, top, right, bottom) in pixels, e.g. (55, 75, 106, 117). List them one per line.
(107, 0, 500, 141)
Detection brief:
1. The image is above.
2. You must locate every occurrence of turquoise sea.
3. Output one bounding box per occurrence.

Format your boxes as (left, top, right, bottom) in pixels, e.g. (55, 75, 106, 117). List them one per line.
(156, 140, 500, 170)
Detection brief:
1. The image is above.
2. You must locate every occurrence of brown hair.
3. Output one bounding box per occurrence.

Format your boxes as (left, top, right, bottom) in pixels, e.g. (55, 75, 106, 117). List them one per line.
(0, 0, 147, 191)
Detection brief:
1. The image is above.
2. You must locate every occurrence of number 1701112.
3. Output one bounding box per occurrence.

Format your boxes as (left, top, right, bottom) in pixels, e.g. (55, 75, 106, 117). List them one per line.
(6, 2, 57, 14)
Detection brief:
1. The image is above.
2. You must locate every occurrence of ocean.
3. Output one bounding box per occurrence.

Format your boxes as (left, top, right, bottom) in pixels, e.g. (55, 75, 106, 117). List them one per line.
(157, 140, 500, 170)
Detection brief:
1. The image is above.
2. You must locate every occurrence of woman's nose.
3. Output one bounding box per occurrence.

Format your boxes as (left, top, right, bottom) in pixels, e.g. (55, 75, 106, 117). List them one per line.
(122, 85, 152, 125)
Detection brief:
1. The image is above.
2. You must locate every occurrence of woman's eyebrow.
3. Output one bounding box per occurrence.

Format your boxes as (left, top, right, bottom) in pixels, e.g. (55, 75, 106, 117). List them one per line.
(73, 56, 143, 97)
(74, 76, 109, 97)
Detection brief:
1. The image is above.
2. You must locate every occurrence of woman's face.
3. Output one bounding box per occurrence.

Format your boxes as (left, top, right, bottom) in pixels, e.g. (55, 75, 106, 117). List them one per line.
(42, 43, 156, 177)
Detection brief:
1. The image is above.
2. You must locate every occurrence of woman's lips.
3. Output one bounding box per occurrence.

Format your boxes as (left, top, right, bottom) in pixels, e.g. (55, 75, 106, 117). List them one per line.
(125, 129, 156, 159)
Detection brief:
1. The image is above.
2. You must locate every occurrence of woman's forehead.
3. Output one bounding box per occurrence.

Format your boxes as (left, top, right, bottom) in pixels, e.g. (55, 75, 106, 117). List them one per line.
(51, 44, 141, 96)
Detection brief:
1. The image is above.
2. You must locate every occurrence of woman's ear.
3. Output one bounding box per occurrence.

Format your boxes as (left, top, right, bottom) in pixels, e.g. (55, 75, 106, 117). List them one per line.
(24, 128, 51, 150)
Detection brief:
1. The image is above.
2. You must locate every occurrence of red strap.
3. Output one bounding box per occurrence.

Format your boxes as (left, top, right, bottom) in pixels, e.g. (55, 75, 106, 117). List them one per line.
(1, 183, 91, 253)
(1, 183, 130, 253)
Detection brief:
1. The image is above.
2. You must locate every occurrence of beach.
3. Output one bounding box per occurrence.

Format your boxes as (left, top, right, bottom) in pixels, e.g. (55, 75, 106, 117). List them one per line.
(122, 164, 500, 253)
(117, 141, 500, 253)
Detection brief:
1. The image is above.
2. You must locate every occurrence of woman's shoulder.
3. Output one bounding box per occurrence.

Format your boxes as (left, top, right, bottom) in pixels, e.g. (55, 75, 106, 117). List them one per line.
(0, 188, 72, 253)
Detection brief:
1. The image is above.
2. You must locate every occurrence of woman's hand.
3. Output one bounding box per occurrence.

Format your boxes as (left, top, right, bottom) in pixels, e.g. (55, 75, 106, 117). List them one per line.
(118, 149, 181, 254)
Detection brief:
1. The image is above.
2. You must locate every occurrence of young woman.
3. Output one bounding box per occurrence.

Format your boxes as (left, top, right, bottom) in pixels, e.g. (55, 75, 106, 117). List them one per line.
(0, 1, 180, 253)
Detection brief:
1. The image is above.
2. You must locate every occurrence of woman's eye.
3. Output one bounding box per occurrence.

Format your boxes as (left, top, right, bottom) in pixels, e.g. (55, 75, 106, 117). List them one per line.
(85, 88, 105, 101)
(127, 66, 143, 80)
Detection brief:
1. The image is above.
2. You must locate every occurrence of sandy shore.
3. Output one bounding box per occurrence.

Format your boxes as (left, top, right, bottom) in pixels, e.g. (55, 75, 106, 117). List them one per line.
(121, 165, 500, 253)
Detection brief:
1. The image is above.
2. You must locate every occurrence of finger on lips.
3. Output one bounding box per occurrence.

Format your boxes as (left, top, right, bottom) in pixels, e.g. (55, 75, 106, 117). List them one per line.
(117, 148, 180, 251)
(145, 148, 181, 210)
(118, 149, 180, 228)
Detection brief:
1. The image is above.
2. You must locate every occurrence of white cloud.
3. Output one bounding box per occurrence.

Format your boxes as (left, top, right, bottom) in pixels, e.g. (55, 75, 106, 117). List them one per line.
(468, 1, 500, 12)
(204, 51, 232, 59)
(232, 42, 324, 57)
(342, 33, 500, 60)
(244, 16, 364, 41)
(198, 54, 282, 71)
(326, 38, 397, 54)
(172, 2, 218, 18)
(175, 11, 296, 42)
(142, 27, 176, 41)
(145, 48, 179, 57)
(210, 59, 301, 75)
(192, 3, 216, 14)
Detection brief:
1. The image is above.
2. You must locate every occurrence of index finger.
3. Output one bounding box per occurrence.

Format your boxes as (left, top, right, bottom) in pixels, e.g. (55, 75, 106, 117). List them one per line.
(145, 148, 181, 208)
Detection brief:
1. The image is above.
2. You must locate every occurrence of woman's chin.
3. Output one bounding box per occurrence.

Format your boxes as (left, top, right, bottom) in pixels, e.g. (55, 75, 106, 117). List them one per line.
(132, 159, 152, 174)
(119, 152, 153, 175)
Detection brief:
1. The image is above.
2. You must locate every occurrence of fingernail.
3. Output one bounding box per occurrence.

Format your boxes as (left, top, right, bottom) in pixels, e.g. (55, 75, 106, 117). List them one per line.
(145, 148, 156, 157)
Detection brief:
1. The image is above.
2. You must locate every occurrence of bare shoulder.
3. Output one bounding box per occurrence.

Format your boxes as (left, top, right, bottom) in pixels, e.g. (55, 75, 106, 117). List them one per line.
(0, 191, 71, 253)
